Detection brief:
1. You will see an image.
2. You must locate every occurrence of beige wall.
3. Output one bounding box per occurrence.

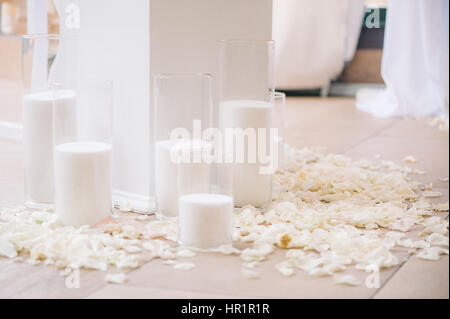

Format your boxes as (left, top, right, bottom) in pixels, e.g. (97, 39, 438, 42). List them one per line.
(0, 0, 60, 124)
(0, 36, 22, 123)
(0, 0, 59, 34)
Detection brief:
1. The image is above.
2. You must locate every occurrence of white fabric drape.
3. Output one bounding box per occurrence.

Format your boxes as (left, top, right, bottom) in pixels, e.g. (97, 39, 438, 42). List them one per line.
(273, 0, 365, 90)
(357, 0, 449, 118)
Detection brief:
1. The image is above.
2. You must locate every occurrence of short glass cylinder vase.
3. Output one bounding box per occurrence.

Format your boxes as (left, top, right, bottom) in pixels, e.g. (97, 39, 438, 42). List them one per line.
(177, 161, 233, 249)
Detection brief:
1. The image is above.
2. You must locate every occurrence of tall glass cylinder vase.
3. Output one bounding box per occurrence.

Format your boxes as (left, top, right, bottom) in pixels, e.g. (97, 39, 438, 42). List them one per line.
(154, 73, 212, 218)
(53, 79, 113, 226)
(273, 91, 286, 170)
(22, 34, 78, 209)
(219, 40, 275, 208)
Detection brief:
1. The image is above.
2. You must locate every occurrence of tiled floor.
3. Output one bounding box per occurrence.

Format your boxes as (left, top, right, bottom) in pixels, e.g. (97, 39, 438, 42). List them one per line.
(0, 97, 448, 299)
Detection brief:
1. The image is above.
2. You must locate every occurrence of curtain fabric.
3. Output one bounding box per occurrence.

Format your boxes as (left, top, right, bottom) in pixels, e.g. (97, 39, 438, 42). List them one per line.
(273, 0, 365, 90)
(357, 0, 449, 118)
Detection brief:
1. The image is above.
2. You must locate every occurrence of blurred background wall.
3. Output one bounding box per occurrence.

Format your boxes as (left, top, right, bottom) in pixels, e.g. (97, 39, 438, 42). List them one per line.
(0, 0, 388, 122)
(274, 0, 386, 96)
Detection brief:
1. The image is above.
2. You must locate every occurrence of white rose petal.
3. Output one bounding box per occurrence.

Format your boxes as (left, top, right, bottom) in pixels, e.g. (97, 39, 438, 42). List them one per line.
(176, 248, 196, 258)
(173, 262, 195, 270)
(425, 233, 449, 247)
(404, 155, 417, 164)
(433, 202, 449, 212)
(391, 219, 416, 232)
(243, 261, 259, 269)
(417, 247, 449, 261)
(119, 201, 133, 212)
(0, 239, 17, 258)
(105, 273, 128, 284)
(242, 269, 260, 279)
(276, 261, 294, 277)
(333, 274, 361, 286)
(423, 191, 442, 198)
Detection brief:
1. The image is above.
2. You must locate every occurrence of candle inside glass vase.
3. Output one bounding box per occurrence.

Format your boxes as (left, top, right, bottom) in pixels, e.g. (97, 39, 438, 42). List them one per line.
(53, 79, 113, 226)
(219, 39, 275, 208)
(153, 73, 212, 218)
(154, 139, 211, 217)
(22, 34, 78, 209)
(273, 91, 286, 170)
(178, 162, 233, 249)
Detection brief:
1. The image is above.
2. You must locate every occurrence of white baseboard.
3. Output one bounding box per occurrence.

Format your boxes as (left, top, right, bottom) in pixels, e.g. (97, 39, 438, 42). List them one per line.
(0, 121, 22, 142)
(113, 190, 154, 214)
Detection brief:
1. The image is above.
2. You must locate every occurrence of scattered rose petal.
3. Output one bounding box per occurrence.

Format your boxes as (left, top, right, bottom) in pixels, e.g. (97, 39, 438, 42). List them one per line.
(404, 155, 417, 164)
(423, 191, 442, 198)
(433, 202, 449, 212)
(276, 261, 294, 277)
(0, 239, 17, 259)
(333, 274, 361, 286)
(176, 248, 196, 258)
(119, 201, 133, 212)
(105, 273, 128, 284)
(173, 262, 195, 270)
(417, 247, 448, 261)
(425, 233, 449, 247)
(243, 261, 259, 269)
(242, 269, 260, 279)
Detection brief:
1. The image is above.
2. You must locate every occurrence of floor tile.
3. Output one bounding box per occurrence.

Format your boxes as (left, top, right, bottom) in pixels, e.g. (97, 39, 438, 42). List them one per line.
(374, 255, 449, 299)
(86, 285, 238, 299)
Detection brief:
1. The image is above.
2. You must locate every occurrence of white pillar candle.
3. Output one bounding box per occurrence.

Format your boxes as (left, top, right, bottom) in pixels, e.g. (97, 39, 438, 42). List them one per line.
(154, 139, 211, 217)
(23, 90, 77, 206)
(178, 193, 233, 249)
(54, 141, 112, 226)
(220, 100, 273, 207)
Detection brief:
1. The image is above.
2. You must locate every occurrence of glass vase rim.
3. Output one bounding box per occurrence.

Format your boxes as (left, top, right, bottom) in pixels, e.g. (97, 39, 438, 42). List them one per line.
(220, 39, 275, 44)
(155, 73, 212, 80)
(22, 33, 79, 40)
(49, 78, 113, 89)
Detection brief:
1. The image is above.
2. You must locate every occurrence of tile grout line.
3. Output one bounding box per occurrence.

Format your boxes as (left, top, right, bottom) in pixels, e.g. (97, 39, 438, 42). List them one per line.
(80, 251, 163, 298)
(369, 256, 410, 299)
(351, 119, 415, 299)
(344, 119, 400, 155)
(371, 210, 449, 299)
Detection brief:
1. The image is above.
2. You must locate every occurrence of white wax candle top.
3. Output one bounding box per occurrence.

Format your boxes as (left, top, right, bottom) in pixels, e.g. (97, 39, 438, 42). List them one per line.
(54, 141, 112, 226)
(24, 89, 76, 101)
(220, 99, 272, 109)
(178, 193, 233, 249)
(56, 141, 111, 153)
(179, 193, 232, 206)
